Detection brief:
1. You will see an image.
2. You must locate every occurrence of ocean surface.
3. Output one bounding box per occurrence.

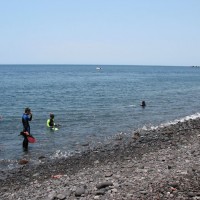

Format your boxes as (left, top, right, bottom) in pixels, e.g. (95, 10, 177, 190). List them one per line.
(0, 65, 200, 170)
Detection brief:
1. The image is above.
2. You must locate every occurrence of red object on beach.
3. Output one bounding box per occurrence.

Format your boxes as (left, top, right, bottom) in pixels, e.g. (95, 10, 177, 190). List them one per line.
(27, 135, 36, 143)
(51, 174, 63, 179)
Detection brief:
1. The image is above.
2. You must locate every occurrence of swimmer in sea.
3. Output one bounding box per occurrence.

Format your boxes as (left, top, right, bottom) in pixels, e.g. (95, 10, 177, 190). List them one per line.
(140, 100, 146, 108)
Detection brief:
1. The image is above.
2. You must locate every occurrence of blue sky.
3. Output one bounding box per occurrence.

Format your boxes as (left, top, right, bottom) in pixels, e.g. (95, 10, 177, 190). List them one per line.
(0, 0, 199, 65)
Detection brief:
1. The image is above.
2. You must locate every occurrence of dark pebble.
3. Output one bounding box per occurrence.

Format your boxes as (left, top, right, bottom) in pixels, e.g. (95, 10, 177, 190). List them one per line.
(96, 181, 113, 189)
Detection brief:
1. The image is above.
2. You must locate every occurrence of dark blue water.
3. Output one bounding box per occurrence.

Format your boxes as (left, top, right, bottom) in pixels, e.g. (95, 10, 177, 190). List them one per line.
(0, 65, 200, 169)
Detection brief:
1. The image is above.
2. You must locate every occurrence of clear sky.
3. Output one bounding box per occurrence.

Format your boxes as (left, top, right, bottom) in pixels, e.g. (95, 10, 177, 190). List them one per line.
(0, 0, 199, 66)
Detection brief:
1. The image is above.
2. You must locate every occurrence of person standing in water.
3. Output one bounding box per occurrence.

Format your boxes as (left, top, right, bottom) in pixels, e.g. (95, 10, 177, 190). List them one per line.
(21, 107, 32, 150)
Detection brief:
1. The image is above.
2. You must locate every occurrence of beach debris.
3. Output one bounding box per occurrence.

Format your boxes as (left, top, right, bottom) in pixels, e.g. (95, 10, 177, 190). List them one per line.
(170, 187, 177, 191)
(51, 174, 63, 179)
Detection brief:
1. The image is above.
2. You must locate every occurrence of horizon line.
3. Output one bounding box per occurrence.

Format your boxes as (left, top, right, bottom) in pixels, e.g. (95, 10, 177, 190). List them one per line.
(0, 64, 191, 67)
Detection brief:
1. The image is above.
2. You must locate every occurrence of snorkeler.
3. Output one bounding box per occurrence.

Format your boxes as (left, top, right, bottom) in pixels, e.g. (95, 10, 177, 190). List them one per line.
(140, 100, 146, 107)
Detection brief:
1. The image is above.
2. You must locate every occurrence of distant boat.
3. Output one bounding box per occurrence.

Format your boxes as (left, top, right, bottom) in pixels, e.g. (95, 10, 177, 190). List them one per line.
(96, 67, 102, 70)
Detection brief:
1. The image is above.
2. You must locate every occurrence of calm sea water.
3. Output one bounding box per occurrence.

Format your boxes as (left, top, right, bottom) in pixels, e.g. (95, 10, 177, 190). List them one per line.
(0, 65, 200, 169)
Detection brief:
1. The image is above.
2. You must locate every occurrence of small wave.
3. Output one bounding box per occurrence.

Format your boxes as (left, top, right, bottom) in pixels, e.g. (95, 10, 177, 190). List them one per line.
(128, 104, 136, 107)
(102, 113, 200, 141)
(141, 112, 200, 131)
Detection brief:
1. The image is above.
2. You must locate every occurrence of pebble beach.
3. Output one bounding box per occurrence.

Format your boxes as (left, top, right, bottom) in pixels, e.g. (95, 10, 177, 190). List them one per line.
(1, 118, 200, 200)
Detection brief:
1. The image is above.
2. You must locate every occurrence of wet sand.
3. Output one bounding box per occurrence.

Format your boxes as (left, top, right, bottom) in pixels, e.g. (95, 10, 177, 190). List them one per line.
(1, 118, 200, 199)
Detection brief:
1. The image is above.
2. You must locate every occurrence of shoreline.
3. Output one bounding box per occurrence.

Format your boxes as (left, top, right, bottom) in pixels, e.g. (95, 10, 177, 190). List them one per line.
(1, 118, 200, 199)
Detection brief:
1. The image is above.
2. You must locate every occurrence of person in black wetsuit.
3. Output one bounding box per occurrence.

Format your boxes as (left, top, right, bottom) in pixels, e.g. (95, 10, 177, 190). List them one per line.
(21, 107, 32, 150)
(140, 100, 146, 108)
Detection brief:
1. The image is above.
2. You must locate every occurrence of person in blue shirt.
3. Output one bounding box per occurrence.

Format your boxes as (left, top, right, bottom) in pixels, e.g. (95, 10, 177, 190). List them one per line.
(21, 107, 32, 150)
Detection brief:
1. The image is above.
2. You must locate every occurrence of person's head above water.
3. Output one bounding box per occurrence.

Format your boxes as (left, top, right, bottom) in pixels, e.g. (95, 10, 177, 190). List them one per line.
(141, 101, 146, 107)
(50, 113, 54, 119)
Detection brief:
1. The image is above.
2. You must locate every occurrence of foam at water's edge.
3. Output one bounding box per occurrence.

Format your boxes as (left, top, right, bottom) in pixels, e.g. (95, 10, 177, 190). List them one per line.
(50, 150, 79, 159)
(141, 113, 200, 131)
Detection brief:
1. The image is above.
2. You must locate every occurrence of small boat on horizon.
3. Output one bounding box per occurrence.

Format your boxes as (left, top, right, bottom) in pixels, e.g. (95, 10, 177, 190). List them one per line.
(96, 67, 102, 70)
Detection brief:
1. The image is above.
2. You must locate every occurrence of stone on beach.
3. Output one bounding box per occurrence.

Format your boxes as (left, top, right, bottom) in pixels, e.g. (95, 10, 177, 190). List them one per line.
(96, 181, 113, 189)
(18, 159, 29, 165)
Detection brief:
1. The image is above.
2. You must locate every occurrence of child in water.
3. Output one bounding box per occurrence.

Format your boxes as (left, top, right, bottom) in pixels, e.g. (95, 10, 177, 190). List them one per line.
(47, 113, 60, 129)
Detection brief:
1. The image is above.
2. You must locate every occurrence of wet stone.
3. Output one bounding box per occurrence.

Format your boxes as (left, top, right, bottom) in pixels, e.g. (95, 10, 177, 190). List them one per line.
(75, 187, 85, 196)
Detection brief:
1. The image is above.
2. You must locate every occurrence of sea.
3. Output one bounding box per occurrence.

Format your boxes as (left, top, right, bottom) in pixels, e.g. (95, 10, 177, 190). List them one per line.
(0, 64, 200, 170)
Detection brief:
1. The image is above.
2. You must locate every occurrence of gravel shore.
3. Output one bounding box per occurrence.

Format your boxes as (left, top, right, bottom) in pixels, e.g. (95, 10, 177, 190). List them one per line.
(1, 118, 200, 200)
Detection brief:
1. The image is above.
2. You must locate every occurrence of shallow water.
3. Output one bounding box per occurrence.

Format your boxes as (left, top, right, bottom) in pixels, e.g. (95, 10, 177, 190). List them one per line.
(0, 65, 200, 169)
